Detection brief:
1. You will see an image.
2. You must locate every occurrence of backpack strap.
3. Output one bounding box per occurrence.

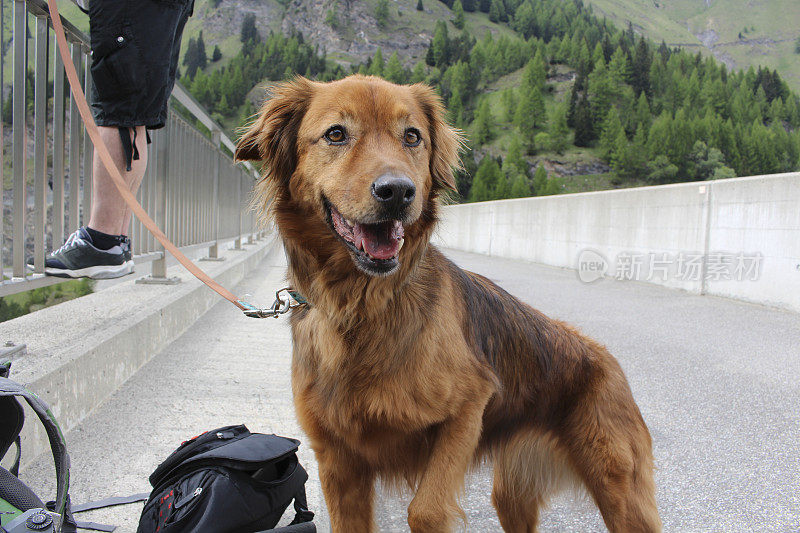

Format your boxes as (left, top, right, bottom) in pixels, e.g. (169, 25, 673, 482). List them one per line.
(0, 377, 71, 531)
(71, 493, 150, 513)
(289, 484, 314, 525)
(9, 435, 22, 477)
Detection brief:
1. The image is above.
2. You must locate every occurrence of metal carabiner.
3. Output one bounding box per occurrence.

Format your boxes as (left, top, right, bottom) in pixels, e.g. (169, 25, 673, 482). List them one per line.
(241, 288, 301, 319)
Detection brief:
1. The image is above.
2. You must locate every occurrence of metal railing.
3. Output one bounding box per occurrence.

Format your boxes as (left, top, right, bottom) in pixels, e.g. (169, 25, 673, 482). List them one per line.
(1, 0, 262, 297)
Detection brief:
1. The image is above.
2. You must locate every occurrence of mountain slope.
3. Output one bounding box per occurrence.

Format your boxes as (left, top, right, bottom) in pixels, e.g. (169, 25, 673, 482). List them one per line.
(583, 0, 800, 91)
(181, 0, 514, 70)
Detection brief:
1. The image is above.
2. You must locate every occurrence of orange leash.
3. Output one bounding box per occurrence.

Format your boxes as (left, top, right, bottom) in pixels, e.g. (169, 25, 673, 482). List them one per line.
(47, 0, 260, 314)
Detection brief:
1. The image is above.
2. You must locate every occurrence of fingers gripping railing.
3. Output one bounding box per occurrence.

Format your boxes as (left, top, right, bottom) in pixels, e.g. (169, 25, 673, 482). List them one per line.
(1, 0, 262, 298)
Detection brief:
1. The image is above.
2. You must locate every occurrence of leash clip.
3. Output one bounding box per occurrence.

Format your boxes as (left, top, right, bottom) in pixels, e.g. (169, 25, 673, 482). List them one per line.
(241, 288, 305, 319)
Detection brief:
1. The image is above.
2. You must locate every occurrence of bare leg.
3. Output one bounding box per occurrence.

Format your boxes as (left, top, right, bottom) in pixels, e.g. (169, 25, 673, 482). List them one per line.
(88, 125, 148, 236)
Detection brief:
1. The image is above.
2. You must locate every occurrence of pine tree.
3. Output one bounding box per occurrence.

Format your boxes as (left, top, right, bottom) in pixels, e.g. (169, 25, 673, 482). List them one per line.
(613, 126, 647, 181)
(548, 101, 570, 154)
(212, 45, 222, 62)
(501, 88, 516, 123)
(417, 0, 424, 11)
(646, 155, 679, 184)
(410, 61, 426, 83)
(514, 87, 538, 153)
(567, 82, 580, 128)
(375, 0, 390, 28)
(240, 14, 260, 44)
(196, 31, 207, 70)
(631, 37, 652, 97)
(509, 173, 532, 198)
(494, 173, 511, 200)
(470, 156, 501, 202)
(599, 107, 625, 160)
(370, 48, 385, 77)
(384, 52, 405, 83)
(573, 94, 594, 147)
(183, 37, 199, 78)
(473, 98, 494, 143)
(502, 137, 529, 177)
(488, 0, 505, 23)
(448, 88, 465, 128)
(452, 0, 465, 30)
(521, 53, 546, 92)
(634, 92, 651, 134)
(531, 85, 546, 128)
(532, 164, 548, 195)
(432, 22, 449, 68)
(218, 94, 230, 116)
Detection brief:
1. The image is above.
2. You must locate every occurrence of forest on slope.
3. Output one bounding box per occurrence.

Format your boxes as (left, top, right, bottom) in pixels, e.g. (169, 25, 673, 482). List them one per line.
(178, 0, 800, 202)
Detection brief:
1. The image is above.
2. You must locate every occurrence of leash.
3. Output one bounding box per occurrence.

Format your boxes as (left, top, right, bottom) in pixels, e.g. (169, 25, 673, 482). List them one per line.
(46, 0, 303, 319)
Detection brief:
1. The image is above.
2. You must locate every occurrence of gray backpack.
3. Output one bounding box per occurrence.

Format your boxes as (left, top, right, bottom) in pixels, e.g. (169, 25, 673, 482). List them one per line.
(0, 361, 75, 533)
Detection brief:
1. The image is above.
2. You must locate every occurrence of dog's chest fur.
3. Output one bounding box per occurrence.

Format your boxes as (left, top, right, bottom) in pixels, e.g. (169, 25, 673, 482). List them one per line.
(289, 302, 486, 462)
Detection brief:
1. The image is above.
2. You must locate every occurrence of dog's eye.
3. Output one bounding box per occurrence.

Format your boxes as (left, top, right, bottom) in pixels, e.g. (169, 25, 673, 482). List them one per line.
(324, 125, 347, 145)
(403, 128, 421, 147)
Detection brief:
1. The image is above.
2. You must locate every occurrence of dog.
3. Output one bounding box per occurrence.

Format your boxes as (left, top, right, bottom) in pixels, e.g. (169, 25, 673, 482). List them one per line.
(236, 75, 661, 533)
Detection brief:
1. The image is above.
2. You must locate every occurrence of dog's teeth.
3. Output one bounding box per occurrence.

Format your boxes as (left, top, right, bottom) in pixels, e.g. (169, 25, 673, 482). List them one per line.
(398, 238, 404, 251)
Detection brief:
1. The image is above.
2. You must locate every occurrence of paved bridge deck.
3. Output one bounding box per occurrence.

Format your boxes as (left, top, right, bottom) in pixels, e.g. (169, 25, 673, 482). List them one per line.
(22, 247, 800, 532)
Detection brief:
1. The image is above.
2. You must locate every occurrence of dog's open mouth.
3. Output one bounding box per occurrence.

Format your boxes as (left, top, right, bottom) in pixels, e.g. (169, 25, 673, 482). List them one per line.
(326, 202, 404, 275)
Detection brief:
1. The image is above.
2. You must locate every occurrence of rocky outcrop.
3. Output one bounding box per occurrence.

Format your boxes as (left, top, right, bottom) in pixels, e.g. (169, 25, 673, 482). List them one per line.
(279, 0, 432, 66)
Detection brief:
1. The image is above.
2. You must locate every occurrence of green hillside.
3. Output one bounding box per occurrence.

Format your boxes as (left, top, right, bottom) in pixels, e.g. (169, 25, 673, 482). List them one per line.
(583, 0, 800, 92)
(4, 0, 798, 204)
(176, 0, 799, 203)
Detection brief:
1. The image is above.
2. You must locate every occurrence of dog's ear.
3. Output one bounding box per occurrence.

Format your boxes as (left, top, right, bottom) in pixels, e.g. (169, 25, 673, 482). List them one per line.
(235, 77, 314, 182)
(410, 84, 463, 193)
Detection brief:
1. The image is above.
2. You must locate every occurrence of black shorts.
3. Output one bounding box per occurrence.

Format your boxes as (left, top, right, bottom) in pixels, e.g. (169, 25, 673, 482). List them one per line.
(89, 0, 193, 130)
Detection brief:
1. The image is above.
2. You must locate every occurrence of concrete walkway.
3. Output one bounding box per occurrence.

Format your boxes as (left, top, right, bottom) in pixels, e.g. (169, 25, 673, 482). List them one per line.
(21, 247, 800, 532)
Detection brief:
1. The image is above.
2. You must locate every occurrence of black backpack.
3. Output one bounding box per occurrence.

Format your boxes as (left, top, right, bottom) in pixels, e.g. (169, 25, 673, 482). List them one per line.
(0, 361, 76, 533)
(135, 424, 315, 533)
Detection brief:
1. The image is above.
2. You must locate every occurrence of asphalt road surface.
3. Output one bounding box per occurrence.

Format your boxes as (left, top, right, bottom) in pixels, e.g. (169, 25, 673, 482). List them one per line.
(22, 247, 800, 532)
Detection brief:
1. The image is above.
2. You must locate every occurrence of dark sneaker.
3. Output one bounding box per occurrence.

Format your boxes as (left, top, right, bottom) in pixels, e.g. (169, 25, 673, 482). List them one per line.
(29, 227, 134, 279)
(119, 235, 133, 263)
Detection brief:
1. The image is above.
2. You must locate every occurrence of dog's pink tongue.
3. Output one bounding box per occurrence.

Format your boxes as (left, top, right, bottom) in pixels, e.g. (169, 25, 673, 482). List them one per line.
(355, 220, 404, 260)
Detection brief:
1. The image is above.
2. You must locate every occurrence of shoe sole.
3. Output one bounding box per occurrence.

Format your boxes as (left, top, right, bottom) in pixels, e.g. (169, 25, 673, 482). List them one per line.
(43, 261, 135, 280)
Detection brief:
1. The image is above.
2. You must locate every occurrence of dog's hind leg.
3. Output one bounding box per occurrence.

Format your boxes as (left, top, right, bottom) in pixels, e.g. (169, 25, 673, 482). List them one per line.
(490, 430, 574, 533)
(561, 372, 662, 533)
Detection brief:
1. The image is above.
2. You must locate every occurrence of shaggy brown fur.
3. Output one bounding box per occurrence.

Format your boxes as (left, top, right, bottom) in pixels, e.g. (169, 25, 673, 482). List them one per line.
(236, 75, 661, 533)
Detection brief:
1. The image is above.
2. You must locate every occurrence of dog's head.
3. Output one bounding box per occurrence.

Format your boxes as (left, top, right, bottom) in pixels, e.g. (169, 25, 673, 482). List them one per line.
(236, 75, 461, 277)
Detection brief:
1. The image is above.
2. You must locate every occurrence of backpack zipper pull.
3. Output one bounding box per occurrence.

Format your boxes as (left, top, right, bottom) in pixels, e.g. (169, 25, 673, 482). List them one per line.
(174, 486, 203, 509)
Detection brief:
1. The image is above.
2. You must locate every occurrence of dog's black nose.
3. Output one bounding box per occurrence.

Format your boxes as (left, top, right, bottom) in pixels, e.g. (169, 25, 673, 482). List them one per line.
(371, 174, 416, 216)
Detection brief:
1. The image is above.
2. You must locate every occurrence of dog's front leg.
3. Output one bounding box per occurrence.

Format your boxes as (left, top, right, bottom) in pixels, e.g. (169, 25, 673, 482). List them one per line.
(316, 444, 376, 533)
(407, 393, 491, 533)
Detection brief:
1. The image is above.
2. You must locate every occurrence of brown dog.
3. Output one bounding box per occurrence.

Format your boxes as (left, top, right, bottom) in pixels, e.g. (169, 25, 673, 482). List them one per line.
(236, 75, 661, 533)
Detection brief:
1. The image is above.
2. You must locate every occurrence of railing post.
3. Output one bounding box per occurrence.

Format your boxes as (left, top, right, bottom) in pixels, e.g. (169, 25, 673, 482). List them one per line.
(82, 55, 93, 225)
(153, 127, 169, 278)
(137, 123, 179, 285)
(53, 34, 67, 248)
(1, 0, 4, 281)
(68, 42, 82, 234)
(234, 171, 243, 250)
(12, 0, 27, 278)
(202, 129, 225, 261)
(33, 14, 49, 273)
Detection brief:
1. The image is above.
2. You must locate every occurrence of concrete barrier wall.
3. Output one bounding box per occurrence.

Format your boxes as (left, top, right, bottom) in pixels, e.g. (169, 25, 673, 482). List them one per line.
(0, 235, 279, 470)
(433, 172, 800, 313)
